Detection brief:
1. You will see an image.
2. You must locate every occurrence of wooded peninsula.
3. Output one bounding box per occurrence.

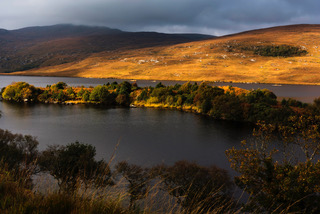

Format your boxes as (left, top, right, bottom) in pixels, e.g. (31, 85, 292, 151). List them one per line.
(1, 80, 317, 125)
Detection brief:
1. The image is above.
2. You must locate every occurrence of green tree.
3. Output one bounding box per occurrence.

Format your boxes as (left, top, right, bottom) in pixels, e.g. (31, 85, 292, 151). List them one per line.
(38, 89, 51, 102)
(118, 81, 132, 95)
(52, 82, 67, 90)
(137, 89, 149, 101)
(193, 83, 224, 107)
(76, 87, 86, 99)
(244, 89, 277, 105)
(179, 82, 193, 94)
(66, 87, 76, 100)
(89, 85, 110, 103)
(56, 90, 68, 102)
(165, 95, 175, 105)
(82, 90, 91, 101)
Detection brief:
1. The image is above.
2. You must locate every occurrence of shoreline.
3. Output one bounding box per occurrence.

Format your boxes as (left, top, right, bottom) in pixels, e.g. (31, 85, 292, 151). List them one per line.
(0, 80, 306, 125)
(1, 73, 320, 86)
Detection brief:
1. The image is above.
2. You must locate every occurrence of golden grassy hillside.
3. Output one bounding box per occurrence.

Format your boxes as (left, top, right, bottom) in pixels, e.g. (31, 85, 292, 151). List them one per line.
(7, 24, 320, 85)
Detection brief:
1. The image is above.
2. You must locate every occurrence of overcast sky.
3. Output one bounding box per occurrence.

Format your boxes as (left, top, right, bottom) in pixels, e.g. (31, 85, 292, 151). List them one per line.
(0, 0, 319, 36)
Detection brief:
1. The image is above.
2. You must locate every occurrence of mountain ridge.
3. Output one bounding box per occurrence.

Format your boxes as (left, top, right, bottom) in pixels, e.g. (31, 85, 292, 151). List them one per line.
(0, 24, 215, 73)
(8, 24, 123, 40)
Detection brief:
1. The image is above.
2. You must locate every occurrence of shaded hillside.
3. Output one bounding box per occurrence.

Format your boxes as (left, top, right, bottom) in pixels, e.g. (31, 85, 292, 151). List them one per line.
(3, 24, 320, 85)
(0, 24, 213, 73)
(9, 24, 122, 40)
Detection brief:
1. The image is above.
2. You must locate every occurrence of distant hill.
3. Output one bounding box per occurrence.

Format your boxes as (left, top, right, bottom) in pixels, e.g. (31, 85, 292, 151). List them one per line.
(2, 24, 320, 85)
(0, 24, 214, 73)
(8, 24, 123, 40)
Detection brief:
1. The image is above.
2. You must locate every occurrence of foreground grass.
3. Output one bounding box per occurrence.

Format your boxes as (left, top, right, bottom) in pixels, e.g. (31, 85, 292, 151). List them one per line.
(0, 171, 125, 214)
(2, 169, 309, 214)
(0, 170, 239, 214)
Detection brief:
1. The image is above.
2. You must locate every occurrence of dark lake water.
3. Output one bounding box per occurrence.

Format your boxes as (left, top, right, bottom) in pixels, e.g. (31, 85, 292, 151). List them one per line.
(0, 75, 319, 174)
(0, 101, 252, 176)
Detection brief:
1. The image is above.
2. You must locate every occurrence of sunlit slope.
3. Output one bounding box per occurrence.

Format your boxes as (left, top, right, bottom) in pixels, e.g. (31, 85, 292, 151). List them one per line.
(10, 24, 320, 85)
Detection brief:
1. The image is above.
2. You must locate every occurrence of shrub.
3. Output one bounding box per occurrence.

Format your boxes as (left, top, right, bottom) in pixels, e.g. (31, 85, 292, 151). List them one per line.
(254, 45, 307, 57)
(0, 129, 39, 187)
(226, 117, 320, 213)
(154, 161, 233, 213)
(39, 142, 113, 192)
(116, 161, 152, 208)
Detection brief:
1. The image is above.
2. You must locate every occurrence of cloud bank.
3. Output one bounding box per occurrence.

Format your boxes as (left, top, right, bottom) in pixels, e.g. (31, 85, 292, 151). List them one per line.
(0, 0, 319, 35)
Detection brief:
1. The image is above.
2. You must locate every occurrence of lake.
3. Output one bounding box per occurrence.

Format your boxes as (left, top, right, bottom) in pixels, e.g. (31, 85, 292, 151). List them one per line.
(0, 75, 319, 174)
(0, 101, 252, 176)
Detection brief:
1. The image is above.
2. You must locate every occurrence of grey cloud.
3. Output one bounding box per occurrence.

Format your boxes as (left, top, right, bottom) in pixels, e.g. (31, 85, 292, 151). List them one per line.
(0, 0, 319, 35)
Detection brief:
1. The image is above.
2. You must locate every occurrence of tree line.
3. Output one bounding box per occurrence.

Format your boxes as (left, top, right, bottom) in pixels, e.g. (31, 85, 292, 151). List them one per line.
(0, 81, 133, 106)
(2, 81, 318, 125)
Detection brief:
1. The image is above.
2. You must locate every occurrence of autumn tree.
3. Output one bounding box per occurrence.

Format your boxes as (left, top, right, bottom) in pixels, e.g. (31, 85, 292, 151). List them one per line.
(2, 82, 39, 102)
(89, 85, 110, 104)
(226, 116, 320, 213)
